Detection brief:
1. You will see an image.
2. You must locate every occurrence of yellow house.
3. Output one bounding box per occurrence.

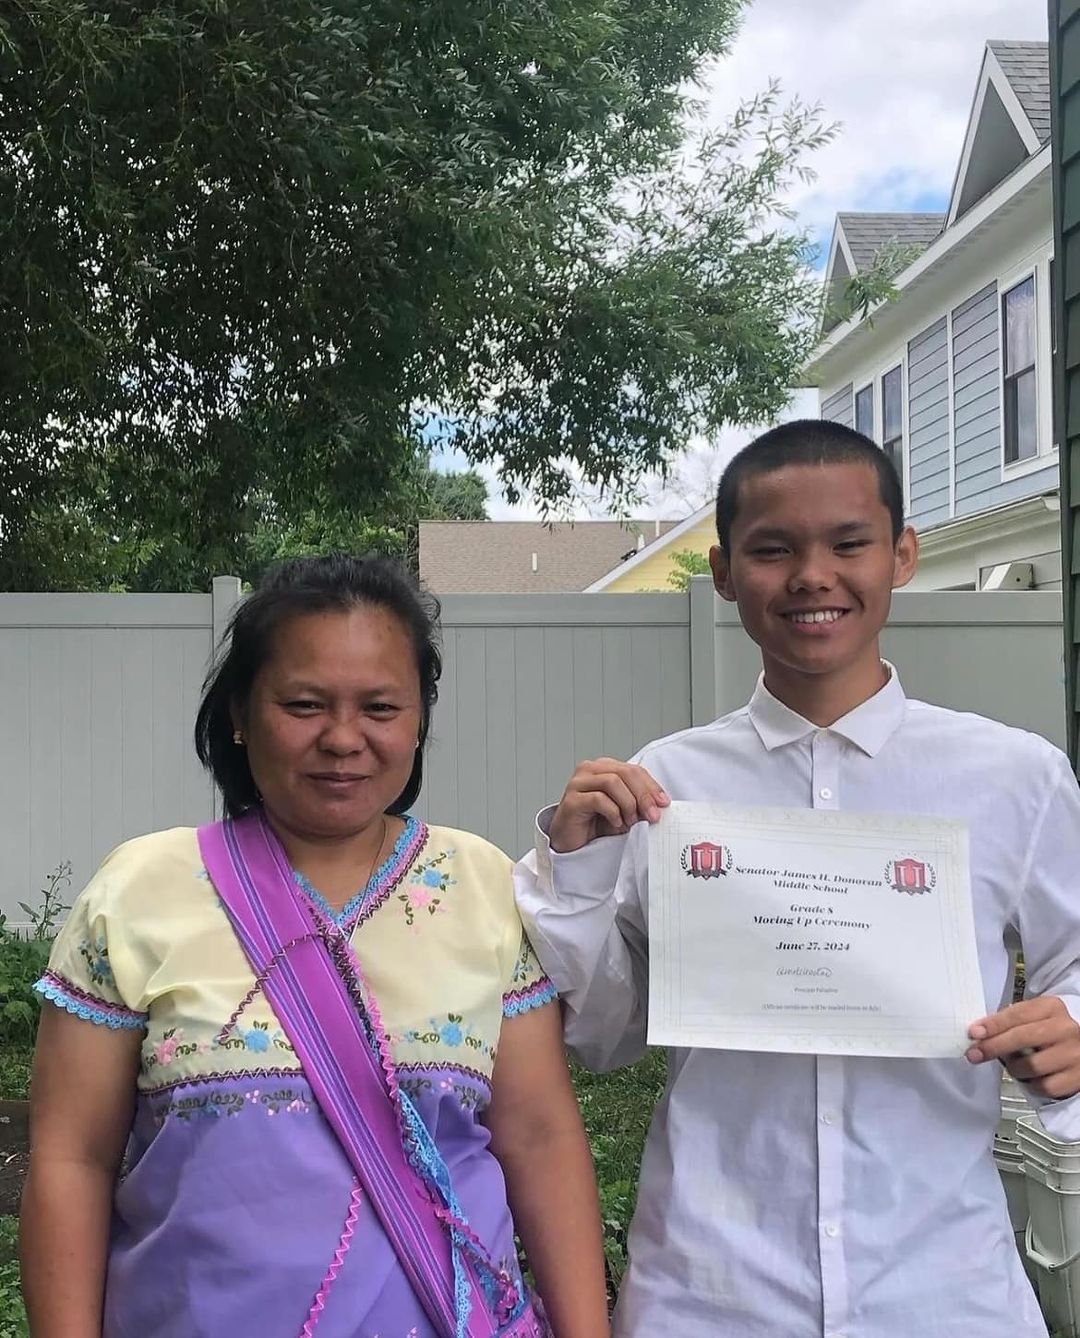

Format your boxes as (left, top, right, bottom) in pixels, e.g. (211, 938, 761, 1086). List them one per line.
(585, 503, 716, 592)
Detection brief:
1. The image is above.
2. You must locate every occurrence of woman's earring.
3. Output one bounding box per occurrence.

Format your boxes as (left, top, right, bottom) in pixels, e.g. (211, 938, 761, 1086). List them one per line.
(233, 730, 245, 746)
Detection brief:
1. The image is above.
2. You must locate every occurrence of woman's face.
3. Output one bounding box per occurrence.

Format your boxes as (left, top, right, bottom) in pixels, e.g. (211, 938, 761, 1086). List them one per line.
(237, 605, 423, 843)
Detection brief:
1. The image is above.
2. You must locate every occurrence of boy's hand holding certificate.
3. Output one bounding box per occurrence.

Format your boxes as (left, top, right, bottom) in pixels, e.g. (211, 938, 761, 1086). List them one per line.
(648, 802, 986, 1058)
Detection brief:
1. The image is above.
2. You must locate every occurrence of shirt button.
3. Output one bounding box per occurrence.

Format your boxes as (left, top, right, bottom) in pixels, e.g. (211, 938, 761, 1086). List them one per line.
(824, 1223, 840, 1238)
(818, 787, 833, 800)
(820, 1111, 835, 1125)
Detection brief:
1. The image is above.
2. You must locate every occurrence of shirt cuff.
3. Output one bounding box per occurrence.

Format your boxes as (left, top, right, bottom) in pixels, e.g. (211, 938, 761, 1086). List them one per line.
(534, 805, 629, 903)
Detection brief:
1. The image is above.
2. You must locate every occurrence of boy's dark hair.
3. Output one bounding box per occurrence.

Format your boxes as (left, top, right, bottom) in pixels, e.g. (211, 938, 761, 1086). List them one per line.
(195, 554, 441, 818)
(715, 418, 905, 550)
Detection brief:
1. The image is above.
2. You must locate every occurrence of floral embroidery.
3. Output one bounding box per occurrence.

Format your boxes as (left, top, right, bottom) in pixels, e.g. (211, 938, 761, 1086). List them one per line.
(397, 849, 456, 926)
(144, 1027, 213, 1072)
(155, 1031, 181, 1066)
(149, 1083, 312, 1125)
(399, 1064, 491, 1113)
(402, 1014, 495, 1062)
(78, 936, 115, 989)
(509, 939, 537, 986)
(214, 1019, 292, 1056)
(294, 818, 429, 930)
(144, 1066, 300, 1095)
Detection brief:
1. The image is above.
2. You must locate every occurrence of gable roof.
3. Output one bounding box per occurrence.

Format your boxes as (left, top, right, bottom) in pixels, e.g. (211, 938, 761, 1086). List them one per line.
(810, 38, 1051, 369)
(947, 40, 1048, 226)
(835, 213, 947, 273)
(821, 213, 945, 333)
(584, 503, 714, 591)
(418, 519, 679, 594)
(990, 40, 1050, 144)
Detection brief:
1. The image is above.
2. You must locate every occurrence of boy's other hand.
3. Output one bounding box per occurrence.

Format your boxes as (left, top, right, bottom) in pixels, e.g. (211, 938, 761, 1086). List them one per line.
(966, 996, 1080, 1100)
(548, 759, 670, 854)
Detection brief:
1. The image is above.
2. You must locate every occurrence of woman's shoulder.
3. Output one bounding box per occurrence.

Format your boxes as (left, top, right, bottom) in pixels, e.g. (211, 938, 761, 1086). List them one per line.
(83, 827, 206, 907)
(100, 825, 203, 871)
(418, 822, 512, 869)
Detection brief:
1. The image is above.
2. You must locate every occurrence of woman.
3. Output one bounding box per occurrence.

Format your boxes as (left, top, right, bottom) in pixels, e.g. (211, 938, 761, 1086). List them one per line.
(21, 554, 610, 1338)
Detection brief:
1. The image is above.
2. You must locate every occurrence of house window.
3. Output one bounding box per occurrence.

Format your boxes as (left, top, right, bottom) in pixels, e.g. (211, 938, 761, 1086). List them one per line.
(881, 365, 903, 484)
(855, 384, 874, 438)
(1002, 275, 1037, 464)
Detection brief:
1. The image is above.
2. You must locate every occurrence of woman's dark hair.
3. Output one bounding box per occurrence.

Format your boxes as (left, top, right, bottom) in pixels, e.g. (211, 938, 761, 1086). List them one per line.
(195, 554, 441, 818)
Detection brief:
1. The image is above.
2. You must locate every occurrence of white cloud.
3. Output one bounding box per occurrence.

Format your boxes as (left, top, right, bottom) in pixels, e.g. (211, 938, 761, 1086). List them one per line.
(702, 0, 1048, 250)
(456, 2, 1047, 521)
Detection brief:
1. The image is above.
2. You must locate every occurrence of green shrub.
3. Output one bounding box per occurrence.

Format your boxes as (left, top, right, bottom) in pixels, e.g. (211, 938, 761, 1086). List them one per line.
(0, 1219, 27, 1338)
(0, 862, 70, 1051)
(0, 1051, 31, 1103)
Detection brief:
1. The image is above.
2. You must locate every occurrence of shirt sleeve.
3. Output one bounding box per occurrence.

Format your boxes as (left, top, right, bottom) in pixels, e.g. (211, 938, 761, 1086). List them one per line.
(501, 931, 558, 1018)
(35, 853, 148, 1032)
(513, 805, 650, 1072)
(1014, 749, 1080, 1139)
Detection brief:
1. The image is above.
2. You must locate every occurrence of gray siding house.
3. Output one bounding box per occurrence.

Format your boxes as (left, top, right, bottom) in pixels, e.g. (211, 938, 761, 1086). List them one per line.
(806, 41, 1057, 592)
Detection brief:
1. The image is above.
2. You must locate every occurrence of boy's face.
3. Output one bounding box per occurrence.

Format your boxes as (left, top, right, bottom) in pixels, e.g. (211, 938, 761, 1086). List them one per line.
(709, 461, 918, 690)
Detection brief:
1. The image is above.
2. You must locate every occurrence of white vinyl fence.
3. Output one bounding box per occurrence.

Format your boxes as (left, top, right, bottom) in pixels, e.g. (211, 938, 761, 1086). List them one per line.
(0, 578, 1065, 926)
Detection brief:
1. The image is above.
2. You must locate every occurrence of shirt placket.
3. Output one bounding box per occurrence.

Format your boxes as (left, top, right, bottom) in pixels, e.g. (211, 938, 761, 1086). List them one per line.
(811, 729, 849, 1338)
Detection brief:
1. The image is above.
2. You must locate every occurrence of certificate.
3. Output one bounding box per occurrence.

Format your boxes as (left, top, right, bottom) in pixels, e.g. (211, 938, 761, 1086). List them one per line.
(647, 803, 985, 1058)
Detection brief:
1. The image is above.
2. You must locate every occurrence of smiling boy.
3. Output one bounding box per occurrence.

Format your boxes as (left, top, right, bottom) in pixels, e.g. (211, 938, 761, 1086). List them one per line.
(514, 420, 1080, 1337)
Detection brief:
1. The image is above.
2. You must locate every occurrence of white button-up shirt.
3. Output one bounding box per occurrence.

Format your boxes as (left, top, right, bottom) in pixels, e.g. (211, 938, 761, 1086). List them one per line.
(514, 671, 1080, 1338)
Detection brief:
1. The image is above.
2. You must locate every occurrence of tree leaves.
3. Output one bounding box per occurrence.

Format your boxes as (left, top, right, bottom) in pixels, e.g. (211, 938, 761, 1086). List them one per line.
(1, 0, 830, 587)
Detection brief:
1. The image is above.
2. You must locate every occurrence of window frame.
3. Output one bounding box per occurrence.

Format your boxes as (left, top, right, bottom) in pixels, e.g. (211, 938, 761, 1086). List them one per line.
(880, 362, 905, 493)
(1001, 272, 1038, 468)
(998, 247, 1055, 481)
(854, 383, 875, 439)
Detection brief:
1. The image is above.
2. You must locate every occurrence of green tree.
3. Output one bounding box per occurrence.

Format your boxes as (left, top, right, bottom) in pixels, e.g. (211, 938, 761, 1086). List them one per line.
(422, 468, 488, 524)
(5, 455, 487, 591)
(820, 239, 924, 330)
(1, 0, 831, 589)
(667, 548, 712, 592)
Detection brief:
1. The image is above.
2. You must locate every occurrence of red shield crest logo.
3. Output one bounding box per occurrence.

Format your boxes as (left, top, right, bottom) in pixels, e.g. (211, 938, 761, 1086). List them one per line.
(685, 842, 728, 878)
(892, 858, 929, 894)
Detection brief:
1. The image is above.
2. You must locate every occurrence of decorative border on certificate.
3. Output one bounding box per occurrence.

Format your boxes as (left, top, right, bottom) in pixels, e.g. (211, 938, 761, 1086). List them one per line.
(647, 804, 983, 1058)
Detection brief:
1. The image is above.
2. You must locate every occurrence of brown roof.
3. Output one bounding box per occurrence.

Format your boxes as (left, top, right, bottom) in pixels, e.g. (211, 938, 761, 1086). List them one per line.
(418, 520, 680, 594)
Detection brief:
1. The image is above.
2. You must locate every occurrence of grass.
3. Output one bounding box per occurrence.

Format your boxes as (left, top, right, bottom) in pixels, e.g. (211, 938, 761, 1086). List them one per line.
(573, 1052, 667, 1290)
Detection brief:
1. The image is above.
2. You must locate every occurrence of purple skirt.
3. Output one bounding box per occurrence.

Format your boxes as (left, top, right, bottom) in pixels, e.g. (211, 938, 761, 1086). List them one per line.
(105, 1069, 532, 1338)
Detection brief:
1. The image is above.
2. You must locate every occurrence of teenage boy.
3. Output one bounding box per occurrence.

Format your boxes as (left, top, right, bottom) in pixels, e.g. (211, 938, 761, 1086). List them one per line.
(514, 420, 1080, 1338)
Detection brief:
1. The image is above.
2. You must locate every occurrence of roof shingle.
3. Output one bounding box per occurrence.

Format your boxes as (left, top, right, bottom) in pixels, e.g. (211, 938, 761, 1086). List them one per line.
(418, 520, 680, 594)
(989, 40, 1050, 144)
(836, 213, 946, 273)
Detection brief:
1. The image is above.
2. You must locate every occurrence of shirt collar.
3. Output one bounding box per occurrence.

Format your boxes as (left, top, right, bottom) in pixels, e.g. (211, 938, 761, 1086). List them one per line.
(747, 663, 906, 757)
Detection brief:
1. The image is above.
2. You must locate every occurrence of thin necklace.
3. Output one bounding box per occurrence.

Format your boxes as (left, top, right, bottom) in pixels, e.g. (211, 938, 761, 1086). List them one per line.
(357, 816, 391, 897)
(300, 816, 391, 916)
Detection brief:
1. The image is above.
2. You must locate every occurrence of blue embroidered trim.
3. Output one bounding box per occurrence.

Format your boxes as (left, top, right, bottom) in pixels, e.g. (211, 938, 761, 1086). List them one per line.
(34, 977, 146, 1031)
(399, 1087, 473, 1336)
(502, 979, 558, 1018)
(293, 816, 423, 927)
